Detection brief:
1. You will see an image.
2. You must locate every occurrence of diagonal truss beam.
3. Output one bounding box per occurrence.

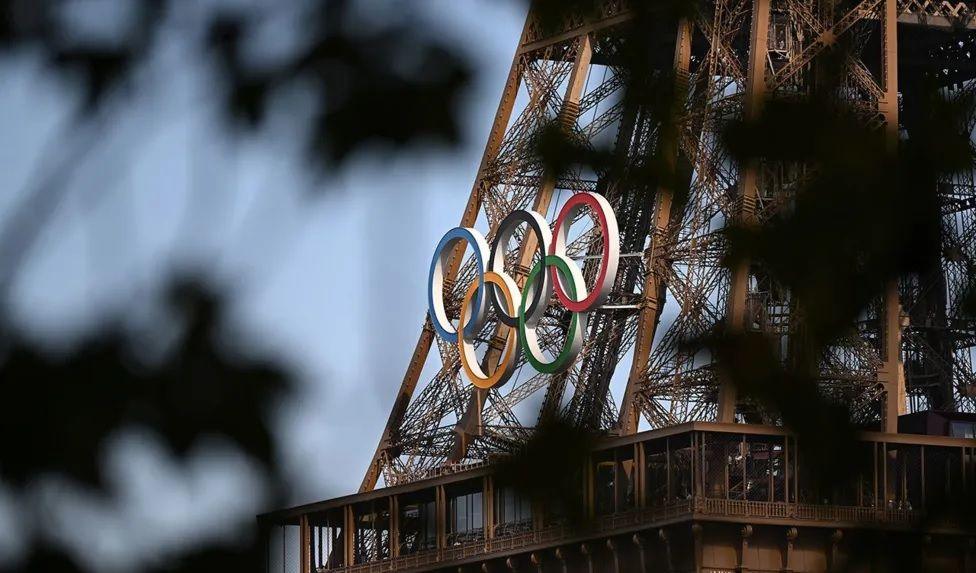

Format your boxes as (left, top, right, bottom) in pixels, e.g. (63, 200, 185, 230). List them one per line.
(359, 18, 531, 493)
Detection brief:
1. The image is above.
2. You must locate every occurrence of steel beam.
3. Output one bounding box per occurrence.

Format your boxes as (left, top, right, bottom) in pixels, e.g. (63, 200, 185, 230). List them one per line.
(879, 0, 907, 433)
(360, 17, 531, 492)
(719, 0, 772, 423)
(618, 17, 694, 435)
(450, 33, 593, 462)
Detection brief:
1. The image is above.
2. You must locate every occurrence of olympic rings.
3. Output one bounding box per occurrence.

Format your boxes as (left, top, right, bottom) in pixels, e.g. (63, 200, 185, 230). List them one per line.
(427, 192, 619, 388)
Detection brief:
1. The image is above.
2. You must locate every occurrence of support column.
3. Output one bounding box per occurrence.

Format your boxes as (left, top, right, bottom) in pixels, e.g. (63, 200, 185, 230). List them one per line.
(880, 285, 906, 433)
(878, 0, 906, 434)
(344, 505, 355, 566)
(619, 17, 694, 434)
(785, 527, 798, 572)
(659, 528, 675, 573)
(484, 475, 495, 540)
(739, 524, 755, 572)
(437, 485, 448, 550)
(580, 543, 594, 573)
(636, 441, 647, 508)
(607, 538, 620, 573)
(829, 529, 843, 573)
(555, 548, 569, 573)
(633, 534, 648, 573)
(390, 496, 400, 559)
(720, 0, 772, 423)
(666, 438, 672, 501)
(299, 514, 311, 573)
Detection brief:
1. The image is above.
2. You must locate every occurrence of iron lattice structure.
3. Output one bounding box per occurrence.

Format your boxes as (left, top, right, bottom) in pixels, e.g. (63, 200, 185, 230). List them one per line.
(361, 0, 976, 492)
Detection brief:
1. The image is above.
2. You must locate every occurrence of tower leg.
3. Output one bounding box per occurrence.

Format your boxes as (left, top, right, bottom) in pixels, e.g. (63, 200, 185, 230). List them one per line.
(359, 18, 530, 491)
(720, 0, 772, 423)
(879, 0, 906, 433)
(618, 17, 694, 435)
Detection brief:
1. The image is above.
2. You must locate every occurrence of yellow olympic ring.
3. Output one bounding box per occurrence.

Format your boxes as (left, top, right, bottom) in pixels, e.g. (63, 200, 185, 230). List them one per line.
(457, 271, 521, 389)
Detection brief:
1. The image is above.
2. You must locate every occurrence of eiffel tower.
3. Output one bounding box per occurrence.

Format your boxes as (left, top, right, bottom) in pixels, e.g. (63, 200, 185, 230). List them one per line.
(261, 3, 976, 572)
(359, 0, 976, 493)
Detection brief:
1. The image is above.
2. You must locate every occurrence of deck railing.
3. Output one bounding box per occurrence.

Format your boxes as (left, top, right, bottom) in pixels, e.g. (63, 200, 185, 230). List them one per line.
(324, 497, 924, 573)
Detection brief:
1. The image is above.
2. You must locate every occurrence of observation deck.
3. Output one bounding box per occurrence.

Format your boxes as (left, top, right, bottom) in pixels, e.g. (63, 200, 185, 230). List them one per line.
(261, 423, 976, 572)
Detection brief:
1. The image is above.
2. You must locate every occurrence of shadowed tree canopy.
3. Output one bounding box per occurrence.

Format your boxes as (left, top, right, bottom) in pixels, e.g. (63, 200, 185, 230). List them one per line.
(0, 0, 474, 167)
(0, 1, 484, 571)
(0, 280, 290, 490)
(509, 5, 976, 506)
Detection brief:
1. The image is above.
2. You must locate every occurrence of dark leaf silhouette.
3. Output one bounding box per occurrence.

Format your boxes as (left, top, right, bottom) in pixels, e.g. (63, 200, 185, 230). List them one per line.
(493, 414, 596, 530)
(0, 279, 291, 490)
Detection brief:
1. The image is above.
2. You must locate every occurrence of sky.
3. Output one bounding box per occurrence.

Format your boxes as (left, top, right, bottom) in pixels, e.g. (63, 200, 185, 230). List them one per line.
(0, 1, 527, 570)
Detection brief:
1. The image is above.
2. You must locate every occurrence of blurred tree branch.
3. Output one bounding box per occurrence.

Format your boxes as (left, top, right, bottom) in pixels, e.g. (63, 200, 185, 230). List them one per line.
(0, 1, 482, 570)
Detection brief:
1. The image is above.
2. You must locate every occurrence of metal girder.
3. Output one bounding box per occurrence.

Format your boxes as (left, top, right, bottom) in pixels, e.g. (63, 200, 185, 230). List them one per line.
(364, 0, 976, 491)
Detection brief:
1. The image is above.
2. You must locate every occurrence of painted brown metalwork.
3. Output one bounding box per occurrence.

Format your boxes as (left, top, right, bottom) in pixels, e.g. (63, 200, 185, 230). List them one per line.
(263, 424, 976, 572)
(358, 0, 976, 493)
(344, 5, 976, 540)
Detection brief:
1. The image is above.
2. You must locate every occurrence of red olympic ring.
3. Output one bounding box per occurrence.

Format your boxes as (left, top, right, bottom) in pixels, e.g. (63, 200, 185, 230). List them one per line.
(549, 192, 620, 313)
